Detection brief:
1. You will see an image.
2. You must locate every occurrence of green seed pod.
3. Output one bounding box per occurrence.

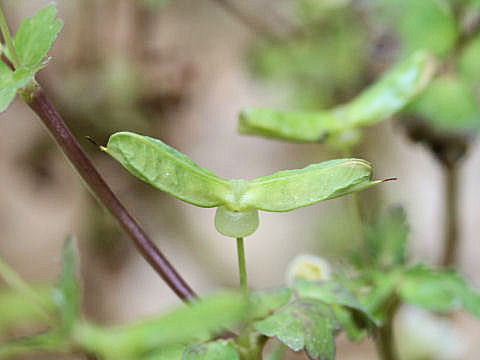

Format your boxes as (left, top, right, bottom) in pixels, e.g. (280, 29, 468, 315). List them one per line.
(214, 206, 259, 238)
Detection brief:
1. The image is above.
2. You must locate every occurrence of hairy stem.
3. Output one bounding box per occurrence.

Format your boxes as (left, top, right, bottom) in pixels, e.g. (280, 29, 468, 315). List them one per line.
(376, 298, 399, 360)
(236, 237, 248, 292)
(20, 80, 196, 302)
(442, 163, 459, 267)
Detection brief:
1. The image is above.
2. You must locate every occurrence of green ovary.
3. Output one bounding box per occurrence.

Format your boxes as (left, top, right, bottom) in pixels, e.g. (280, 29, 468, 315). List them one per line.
(214, 206, 259, 238)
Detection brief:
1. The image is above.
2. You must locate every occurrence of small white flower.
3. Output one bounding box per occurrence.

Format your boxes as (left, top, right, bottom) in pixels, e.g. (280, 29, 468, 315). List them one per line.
(286, 254, 332, 286)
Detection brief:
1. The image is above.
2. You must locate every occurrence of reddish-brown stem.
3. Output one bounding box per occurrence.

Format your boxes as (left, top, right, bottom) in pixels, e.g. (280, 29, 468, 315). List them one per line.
(21, 82, 197, 302)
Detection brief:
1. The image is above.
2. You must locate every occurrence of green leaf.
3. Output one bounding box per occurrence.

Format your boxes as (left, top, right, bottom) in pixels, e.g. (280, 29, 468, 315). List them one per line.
(458, 34, 480, 87)
(0, 62, 34, 112)
(351, 270, 400, 324)
(141, 344, 185, 360)
(266, 340, 288, 360)
(330, 305, 364, 341)
(364, 206, 409, 268)
(295, 280, 368, 314)
(249, 287, 293, 320)
(53, 236, 81, 334)
(398, 265, 480, 316)
(249, 6, 369, 110)
(73, 292, 247, 359)
(390, 0, 458, 57)
(294, 279, 379, 328)
(13, 5, 63, 69)
(406, 75, 480, 132)
(183, 340, 240, 360)
(105, 132, 381, 213)
(0, 331, 65, 359)
(0, 286, 56, 331)
(254, 299, 338, 360)
(239, 51, 435, 142)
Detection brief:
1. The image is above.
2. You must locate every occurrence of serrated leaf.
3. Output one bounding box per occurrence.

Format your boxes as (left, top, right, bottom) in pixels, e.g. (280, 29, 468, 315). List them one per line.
(294, 279, 379, 327)
(239, 51, 434, 142)
(351, 270, 399, 324)
(53, 236, 81, 334)
(74, 292, 247, 359)
(249, 287, 293, 320)
(406, 76, 480, 132)
(364, 206, 409, 268)
(254, 299, 337, 360)
(295, 280, 368, 314)
(183, 340, 240, 360)
(105, 132, 381, 212)
(330, 305, 364, 341)
(0, 62, 34, 112)
(13, 5, 63, 69)
(398, 265, 480, 316)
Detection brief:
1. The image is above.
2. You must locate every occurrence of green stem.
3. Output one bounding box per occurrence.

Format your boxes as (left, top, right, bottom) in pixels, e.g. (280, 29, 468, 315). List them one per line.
(0, 256, 55, 324)
(0, 6, 19, 68)
(441, 163, 459, 267)
(376, 298, 399, 360)
(236, 237, 248, 292)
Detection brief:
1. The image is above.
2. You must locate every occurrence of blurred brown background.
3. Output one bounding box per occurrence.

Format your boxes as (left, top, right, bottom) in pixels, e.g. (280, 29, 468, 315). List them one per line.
(1, 0, 480, 359)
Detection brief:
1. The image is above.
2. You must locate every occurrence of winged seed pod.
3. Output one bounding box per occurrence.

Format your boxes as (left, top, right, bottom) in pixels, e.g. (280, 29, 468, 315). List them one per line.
(103, 132, 384, 238)
(238, 50, 436, 142)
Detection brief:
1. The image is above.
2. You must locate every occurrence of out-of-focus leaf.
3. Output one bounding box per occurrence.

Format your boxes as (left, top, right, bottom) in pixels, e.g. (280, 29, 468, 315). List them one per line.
(183, 340, 240, 360)
(295, 280, 363, 312)
(143, 0, 173, 9)
(294, 279, 378, 325)
(254, 299, 338, 360)
(364, 206, 409, 268)
(398, 265, 480, 316)
(0, 286, 56, 331)
(266, 340, 288, 360)
(0, 331, 65, 359)
(73, 292, 247, 359)
(330, 305, 364, 341)
(249, 287, 293, 320)
(13, 5, 63, 69)
(249, 7, 368, 110)
(239, 51, 435, 142)
(296, 0, 352, 24)
(141, 345, 185, 360)
(352, 270, 400, 324)
(377, 0, 458, 57)
(105, 132, 381, 212)
(458, 34, 480, 89)
(53, 237, 81, 334)
(0, 63, 34, 112)
(406, 76, 480, 132)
